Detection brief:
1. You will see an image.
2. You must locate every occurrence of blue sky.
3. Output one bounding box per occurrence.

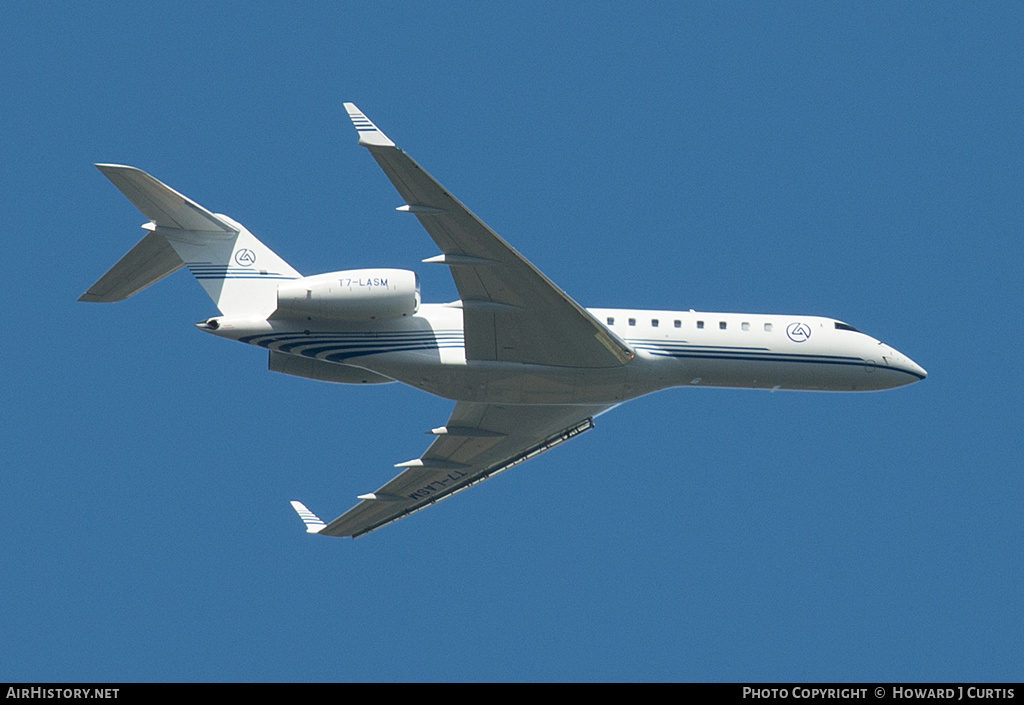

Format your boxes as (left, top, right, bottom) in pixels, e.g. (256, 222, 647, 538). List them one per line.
(2, 2, 1022, 682)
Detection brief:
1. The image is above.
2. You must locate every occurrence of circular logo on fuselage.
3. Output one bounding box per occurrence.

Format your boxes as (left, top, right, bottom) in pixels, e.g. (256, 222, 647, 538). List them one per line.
(786, 322, 812, 343)
(234, 248, 256, 266)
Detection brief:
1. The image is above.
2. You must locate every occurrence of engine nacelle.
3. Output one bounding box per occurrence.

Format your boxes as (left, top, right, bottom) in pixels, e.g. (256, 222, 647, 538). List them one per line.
(275, 268, 420, 321)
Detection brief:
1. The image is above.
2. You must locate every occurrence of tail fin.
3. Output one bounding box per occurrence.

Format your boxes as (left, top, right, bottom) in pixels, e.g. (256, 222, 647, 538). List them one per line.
(81, 164, 300, 318)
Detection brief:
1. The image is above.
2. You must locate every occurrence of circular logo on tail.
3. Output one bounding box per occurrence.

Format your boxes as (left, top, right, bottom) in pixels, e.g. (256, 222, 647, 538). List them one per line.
(234, 249, 256, 266)
(786, 322, 812, 343)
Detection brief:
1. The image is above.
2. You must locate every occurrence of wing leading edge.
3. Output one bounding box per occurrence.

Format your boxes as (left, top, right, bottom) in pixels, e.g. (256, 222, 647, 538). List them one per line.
(293, 402, 613, 538)
(343, 103, 633, 369)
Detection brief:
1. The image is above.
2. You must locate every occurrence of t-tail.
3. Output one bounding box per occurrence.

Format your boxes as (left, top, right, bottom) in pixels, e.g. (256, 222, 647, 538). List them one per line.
(80, 165, 300, 318)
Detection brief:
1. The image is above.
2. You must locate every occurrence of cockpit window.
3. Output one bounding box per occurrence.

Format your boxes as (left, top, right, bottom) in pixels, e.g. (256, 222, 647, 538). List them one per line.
(834, 322, 860, 332)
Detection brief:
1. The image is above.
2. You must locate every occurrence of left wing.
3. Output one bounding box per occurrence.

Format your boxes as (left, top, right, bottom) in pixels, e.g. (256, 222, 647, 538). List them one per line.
(293, 402, 614, 538)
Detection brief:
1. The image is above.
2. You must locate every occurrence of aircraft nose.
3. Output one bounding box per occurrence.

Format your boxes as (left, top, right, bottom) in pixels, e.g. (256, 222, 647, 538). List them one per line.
(905, 356, 927, 380)
(886, 346, 927, 383)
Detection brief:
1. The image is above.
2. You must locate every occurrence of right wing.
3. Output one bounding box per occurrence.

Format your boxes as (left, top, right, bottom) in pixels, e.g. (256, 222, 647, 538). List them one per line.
(293, 401, 615, 538)
(344, 103, 633, 369)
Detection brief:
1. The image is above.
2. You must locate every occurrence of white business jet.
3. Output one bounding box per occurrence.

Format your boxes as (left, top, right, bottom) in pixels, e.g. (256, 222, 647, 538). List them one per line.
(81, 104, 926, 538)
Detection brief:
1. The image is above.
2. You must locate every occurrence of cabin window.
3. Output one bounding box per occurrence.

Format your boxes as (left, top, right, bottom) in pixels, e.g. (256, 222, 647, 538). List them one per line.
(719, 321, 727, 330)
(674, 320, 681, 328)
(651, 319, 659, 327)
(607, 317, 614, 325)
(628, 318, 636, 326)
(697, 321, 704, 329)
(742, 322, 750, 331)
(764, 323, 773, 332)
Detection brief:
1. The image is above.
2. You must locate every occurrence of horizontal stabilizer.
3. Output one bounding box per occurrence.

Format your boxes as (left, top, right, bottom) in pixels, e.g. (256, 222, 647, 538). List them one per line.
(79, 229, 184, 302)
(95, 164, 235, 232)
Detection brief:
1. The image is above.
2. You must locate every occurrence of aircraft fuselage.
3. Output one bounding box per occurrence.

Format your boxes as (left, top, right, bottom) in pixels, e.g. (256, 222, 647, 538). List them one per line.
(200, 304, 926, 405)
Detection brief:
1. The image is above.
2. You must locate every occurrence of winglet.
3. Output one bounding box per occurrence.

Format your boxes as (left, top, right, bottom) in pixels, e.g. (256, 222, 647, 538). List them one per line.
(290, 501, 326, 534)
(344, 103, 396, 148)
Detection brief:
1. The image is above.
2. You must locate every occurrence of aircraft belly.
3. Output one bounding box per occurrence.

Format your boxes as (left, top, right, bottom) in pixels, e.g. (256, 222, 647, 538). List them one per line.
(359, 354, 650, 404)
(656, 353, 902, 392)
